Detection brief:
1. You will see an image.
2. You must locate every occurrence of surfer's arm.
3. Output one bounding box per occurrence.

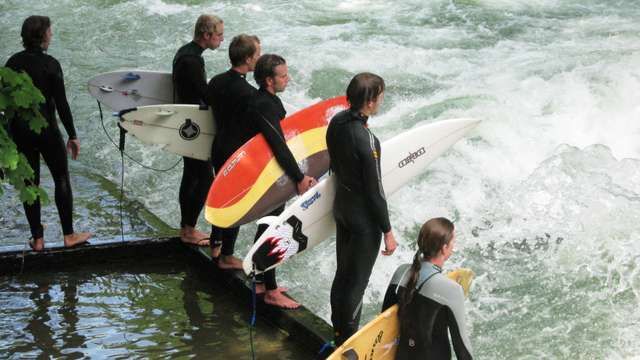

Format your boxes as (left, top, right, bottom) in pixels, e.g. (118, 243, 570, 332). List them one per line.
(381, 264, 410, 311)
(381, 284, 399, 311)
(181, 56, 208, 105)
(50, 59, 77, 139)
(255, 109, 305, 183)
(356, 129, 391, 233)
(445, 284, 473, 359)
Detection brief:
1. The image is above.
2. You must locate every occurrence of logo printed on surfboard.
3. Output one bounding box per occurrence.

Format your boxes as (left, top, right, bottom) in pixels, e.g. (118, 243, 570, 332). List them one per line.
(300, 191, 321, 210)
(325, 105, 348, 122)
(398, 146, 426, 168)
(223, 151, 246, 177)
(179, 119, 200, 140)
(252, 216, 308, 271)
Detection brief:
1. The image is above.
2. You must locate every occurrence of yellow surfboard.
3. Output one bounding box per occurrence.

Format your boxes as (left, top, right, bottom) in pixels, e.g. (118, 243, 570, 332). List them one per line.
(327, 268, 474, 360)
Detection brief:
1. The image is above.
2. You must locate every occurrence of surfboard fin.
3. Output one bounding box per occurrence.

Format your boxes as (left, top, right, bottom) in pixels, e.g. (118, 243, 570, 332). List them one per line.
(156, 109, 175, 116)
(123, 72, 141, 81)
(256, 216, 279, 227)
(341, 348, 359, 360)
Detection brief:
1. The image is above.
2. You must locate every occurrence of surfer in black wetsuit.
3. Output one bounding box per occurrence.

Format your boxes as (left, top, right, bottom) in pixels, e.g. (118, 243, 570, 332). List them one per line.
(206, 34, 261, 269)
(172, 14, 224, 246)
(382, 217, 473, 360)
(326, 72, 397, 345)
(244, 54, 317, 309)
(5, 16, 91, 251)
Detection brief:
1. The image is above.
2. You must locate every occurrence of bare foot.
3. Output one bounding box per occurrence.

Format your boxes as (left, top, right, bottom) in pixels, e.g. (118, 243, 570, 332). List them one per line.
(29, 237, 45, 252)
(63, 232, 92, 247)
(181, 226, 210, 246)
(264, 290, 300, 309)
(217, 255, 243, 270)
(255, 283, 289, 295)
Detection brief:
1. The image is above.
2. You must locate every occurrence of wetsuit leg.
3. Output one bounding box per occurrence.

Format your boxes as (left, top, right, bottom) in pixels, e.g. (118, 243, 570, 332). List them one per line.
(179, 157, 213, 228)
(11, 124, 44, 239)
(39, 128, 74, 235)
(254, 205, 284, 291)
(209, 161, 239, 256)
(210, 225, 239, 256)
(330, 213, 382, 345)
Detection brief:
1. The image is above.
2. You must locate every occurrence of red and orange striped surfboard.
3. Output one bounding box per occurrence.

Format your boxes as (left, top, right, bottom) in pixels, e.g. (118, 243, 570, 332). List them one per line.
(205, 96, 348, 228)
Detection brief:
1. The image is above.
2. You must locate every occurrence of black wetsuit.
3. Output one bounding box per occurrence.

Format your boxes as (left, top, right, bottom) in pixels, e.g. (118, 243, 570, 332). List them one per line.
(326, 109, 391, 345)
(172, 41, 213, 228)
(245, 88, 304, 290)
(5, 47, 78, 239)
(382, 262, 473, 360)
(206, 69, 257, 255)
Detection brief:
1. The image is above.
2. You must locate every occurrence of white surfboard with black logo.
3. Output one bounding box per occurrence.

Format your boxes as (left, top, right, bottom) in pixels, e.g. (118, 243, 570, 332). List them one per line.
(243, 118, 481, 275)
(118, 105, 215, 161)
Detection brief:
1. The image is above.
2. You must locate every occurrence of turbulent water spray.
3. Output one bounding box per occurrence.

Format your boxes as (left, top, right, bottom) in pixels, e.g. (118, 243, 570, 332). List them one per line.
(2, 0, 640, 358)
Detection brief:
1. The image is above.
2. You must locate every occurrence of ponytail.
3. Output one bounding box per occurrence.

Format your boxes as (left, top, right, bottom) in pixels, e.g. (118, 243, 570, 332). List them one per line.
(397, 217, 454, 338)
(398, 249, 423, 333)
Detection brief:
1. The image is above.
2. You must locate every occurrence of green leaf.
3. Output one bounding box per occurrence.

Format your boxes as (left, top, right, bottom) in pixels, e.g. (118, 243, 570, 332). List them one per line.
(0, 93, 9, 110)
(0, 67, 48, 205)
(0, 148, 19, 170)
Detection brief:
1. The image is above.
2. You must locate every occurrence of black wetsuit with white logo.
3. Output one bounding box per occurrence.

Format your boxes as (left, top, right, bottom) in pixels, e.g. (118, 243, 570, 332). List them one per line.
(244, 88, 304, 290)
(5, 47, 78, 239)
(382, 262, 473, 360)
(206, 69, 257, 255)
(172, 41, 213, 228)
(326, 109, 391, 345)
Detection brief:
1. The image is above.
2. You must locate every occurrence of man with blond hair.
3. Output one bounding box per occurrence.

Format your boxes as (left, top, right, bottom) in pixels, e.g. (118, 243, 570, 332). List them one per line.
(172, 14, 224, 246)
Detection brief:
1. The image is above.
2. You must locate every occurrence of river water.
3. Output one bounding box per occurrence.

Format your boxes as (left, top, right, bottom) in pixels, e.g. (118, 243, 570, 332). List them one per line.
(2, 0, 640, 358)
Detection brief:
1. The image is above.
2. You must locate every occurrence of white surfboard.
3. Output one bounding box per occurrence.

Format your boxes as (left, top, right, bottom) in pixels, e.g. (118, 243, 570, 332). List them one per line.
(243, 118, 481, 275)
(87, 70, 174, 111)
(87, 69, 299, 113)
(119, 105, 215, 161)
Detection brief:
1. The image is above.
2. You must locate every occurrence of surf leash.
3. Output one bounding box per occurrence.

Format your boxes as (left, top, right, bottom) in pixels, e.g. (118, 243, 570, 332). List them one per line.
(318, 340, 336, 357)
(249, 274, 257, 360)
(97, 101, 182, 242)
(96, 101, 182, 172)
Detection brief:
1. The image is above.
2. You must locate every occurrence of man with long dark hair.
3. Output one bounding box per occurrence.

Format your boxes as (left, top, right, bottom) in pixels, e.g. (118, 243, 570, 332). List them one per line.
(326, 72, 398, 345)
(5, 15, 91, 250)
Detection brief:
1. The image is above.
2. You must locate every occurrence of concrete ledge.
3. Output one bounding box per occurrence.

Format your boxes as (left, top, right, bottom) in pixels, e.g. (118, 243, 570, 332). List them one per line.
(184, 245, 334, 356)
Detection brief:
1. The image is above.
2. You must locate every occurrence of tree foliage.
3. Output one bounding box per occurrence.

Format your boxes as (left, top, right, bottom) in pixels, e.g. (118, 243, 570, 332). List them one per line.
(0, 66, 49, 204)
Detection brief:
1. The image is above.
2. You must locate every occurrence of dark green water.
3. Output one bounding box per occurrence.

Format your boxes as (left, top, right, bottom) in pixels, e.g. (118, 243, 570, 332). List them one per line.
(0, 256, 313, 359)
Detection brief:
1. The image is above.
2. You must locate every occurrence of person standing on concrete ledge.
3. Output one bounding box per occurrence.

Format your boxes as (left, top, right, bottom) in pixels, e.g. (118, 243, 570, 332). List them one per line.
(326, 72, 397, 345)
(206, 34, 261, 269)
(172, 14, 224, 247)
(5, 15, 92, 251)
(244, 54, 317, 309)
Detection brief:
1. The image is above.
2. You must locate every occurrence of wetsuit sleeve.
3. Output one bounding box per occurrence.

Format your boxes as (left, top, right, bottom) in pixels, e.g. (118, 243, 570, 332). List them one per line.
(181, 56, 208, 104)
(50, 58, 77, 139)
(447, 286, 473, 359)
(382, 264, 410, 311)
(382, 284, 399, 311)
(251, 102, 304, 183)
(355, 128, 391, 233)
